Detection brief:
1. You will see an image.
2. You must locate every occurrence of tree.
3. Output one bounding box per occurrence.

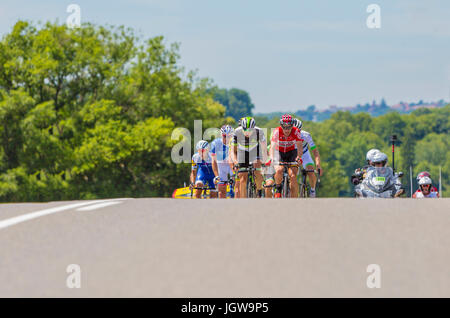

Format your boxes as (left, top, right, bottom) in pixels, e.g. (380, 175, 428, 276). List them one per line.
(0, 20, 227, 201)
(208, 87, 255, 121)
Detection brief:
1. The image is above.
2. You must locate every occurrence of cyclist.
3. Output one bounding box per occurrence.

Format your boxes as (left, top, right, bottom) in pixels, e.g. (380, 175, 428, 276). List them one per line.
(211, 125, 234, 198)
(413, 176, 439, 198)
(416, 171, 439, 193)
(230, 117, 267, 198)
(190, 140, 217, 199)
(270, 114, 303, 198)
(293, 118, 322, 197)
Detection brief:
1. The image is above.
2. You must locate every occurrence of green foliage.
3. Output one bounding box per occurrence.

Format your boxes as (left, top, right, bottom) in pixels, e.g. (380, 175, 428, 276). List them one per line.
(0, 21, 227, 201)
(208, 87, 255, 121)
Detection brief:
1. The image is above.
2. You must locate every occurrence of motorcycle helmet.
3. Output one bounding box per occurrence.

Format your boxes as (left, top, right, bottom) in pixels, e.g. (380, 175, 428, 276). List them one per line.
(366, 148, 380, 163)
(372, 152, 388, 166)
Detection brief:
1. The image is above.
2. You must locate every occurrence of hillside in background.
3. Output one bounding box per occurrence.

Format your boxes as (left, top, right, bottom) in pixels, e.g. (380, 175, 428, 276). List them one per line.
(255, 98, 448, 122)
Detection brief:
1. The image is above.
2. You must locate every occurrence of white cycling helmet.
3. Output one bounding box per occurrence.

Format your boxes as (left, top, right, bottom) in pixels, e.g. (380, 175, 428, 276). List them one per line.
(196, 140, 209, 150)
(372, 152, 388, 165)
(220, 125, 234, 135)
(366, 148, 380, 162)
(418, 176, 432, 186)
(293, 118, 303, 130)
(416, 171, 431, 181)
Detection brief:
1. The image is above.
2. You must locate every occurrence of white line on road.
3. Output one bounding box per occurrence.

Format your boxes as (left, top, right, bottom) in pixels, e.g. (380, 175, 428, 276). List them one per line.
(76, 201, 123, 211)
(0, 199, 127, 230)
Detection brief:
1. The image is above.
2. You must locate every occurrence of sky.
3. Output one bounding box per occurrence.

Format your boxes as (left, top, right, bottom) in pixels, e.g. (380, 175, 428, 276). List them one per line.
(0, 0, 449, 113)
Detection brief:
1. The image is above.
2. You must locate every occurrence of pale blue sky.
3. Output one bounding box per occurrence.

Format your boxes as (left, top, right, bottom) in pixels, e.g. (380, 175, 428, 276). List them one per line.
(1, 0, 449, 112)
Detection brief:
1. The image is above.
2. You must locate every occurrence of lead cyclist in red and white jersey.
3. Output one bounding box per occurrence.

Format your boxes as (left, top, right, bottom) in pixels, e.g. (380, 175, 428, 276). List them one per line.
(270, 114, 303, 198)
(293, 118, 323, 197)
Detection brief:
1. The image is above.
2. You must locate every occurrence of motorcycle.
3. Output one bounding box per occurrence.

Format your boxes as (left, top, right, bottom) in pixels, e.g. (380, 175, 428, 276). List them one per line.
(354, 167, 405, 198)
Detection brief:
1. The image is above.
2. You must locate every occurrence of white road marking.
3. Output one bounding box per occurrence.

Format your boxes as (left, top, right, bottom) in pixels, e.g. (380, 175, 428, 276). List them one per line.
(76, 201, 123, 211)
(0, 199, 127, 230)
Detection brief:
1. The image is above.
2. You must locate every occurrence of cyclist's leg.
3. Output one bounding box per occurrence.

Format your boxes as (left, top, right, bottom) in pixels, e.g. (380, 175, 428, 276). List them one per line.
(253, 160, 263, 191)
(217, 162, 230, 198)
(263, 164, 275, 198)
(252, 146, 263, 192)
(204, 176, 218, 199)
(237, 148, 250, 198)
(194, 181, 204, 198)
(234, 177, 241, 198)
(303, 150, 316, 188)
(272, 148, 283, 195)
(302, 150, 316, 196)
(286, 149, 299, 197)
(239, 170, 248, 198)
(194, 169, 207, 199)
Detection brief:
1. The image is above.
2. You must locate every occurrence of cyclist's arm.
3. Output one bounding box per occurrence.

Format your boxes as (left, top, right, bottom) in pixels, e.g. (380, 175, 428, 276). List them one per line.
(311, 148, 322, 175)
(230, 144, 238, 165)
(296, 140, 303, 160)
(190, 168, 197, 184)
(269, 129, 278, 161)
(260, 139, 268, 163)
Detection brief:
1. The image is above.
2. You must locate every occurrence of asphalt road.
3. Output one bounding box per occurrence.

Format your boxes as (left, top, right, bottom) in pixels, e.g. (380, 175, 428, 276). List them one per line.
(0, 198, 449, 297)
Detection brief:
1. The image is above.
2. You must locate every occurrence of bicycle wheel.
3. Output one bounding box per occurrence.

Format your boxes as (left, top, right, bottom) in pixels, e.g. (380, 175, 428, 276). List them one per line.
(282, 175, 289, 198)
(247, 175, 253, 198)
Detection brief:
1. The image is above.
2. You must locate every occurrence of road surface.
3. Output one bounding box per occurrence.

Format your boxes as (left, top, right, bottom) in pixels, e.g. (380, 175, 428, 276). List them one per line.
(0, 198, 449, 297)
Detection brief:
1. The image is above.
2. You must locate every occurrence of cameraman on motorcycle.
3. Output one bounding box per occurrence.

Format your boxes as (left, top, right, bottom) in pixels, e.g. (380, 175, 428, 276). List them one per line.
(351, 148, 380, 185)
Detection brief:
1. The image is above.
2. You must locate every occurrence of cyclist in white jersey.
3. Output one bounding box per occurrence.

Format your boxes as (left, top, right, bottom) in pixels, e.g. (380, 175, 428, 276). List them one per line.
(211, 125, 234, 198)
(293, 118, 323, 197)
(413, 176, 440, 198)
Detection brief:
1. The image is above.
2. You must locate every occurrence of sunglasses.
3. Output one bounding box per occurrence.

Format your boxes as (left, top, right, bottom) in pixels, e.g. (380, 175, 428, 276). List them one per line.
(281, 125, 292, 129)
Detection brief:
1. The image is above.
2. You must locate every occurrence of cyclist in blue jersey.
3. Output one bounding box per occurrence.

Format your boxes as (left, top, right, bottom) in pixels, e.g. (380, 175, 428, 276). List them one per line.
(190, 140, 217, 199)
(211, 125, 234, 198)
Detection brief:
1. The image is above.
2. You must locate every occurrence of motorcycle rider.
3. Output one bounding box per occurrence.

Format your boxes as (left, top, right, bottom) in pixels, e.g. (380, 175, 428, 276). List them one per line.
(372, 151, 388, 168)
(355, 151, 404, 198)
(351, 148, 381, 185)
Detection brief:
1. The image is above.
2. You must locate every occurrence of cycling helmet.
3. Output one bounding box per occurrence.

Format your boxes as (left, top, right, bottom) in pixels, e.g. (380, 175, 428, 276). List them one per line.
(220, 125, 234, 135)
(366, 148, 380, 162)
(240, 117, 256, 130)
(293, 118, 303, 130)
(418, 176, 432, 186)
(196, 140, 209, 150)
(416, 171, 431, 181)
(372, 152, 388, 166)
(280, 114, 294, 126)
